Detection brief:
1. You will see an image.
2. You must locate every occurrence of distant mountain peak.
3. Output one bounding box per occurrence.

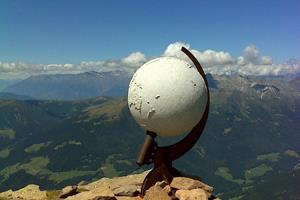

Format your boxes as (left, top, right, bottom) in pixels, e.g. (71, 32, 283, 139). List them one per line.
(81, 71, 105, 78)
(250, 82, 280, 99)
(4, 71, 131, 100)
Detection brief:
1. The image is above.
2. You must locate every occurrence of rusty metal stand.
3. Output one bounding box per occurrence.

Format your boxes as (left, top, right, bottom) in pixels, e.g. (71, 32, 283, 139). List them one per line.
(136, 47, 210, 196)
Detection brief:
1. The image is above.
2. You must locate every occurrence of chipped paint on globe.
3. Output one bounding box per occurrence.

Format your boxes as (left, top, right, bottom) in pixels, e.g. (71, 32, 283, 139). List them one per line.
(128, 57, 207, 137)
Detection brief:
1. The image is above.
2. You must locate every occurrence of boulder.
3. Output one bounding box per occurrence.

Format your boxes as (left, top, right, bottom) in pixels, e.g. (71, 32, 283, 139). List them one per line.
(66, 187, 116, 200)
(175, 188, 208, 200)
(112, 185, 139, 197)
(80, 170, 149, 191)
(144, 185, 172, 200)
(0, 184, 47, 200)
(171, 177, 213, 194)
(60, 185, 78, 198)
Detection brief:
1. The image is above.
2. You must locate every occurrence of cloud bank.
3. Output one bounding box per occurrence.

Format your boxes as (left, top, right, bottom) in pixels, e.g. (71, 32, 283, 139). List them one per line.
(163, 42, 299, 76)
(1, 42, 299, 79)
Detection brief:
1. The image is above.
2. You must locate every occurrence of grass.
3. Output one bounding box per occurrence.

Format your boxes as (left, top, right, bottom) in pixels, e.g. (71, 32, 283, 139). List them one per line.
(22, 157, 50, 175)
(115, 159, 132, 165)
(0, 156, 96, 185)
(229, 195, 245, 200)
(0, 157, 50, 183)
(256, 152, 280, 162)
(48, 170, 95, 184)
(242, 186, 254, 191)
(0, 148, 11, 159)
(0, 129, 16, 139)
(25, 142, 52, 153)
(284, 149, 299, 158)
(0, 163, 21, 183)
(223, 128, 232, 135)
(54, 140, 81, 150)
(244, 164, 272, 183)
(215, 167, 244, 184)
(100, 155, 121, 178)
(194, 144, 206, 158)
(216, 164, 273, 186)
(84, 98, 127, 122)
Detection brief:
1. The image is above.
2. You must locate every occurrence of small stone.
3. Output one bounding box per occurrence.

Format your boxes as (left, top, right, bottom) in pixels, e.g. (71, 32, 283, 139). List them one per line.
(78, 180, 88, 186)
(136, 186, 141, 194)
(60, 185, 78, 198)
(112, 185, 139, 197)
(144, 185, 172, 200)
(66, 187, 116, 200)
(162, 185, 171, 194)
(116, 197, 137, 200)
(175, 188, 208, 200)
(154, 180, 168, 188)
(171, 177, 213, 194)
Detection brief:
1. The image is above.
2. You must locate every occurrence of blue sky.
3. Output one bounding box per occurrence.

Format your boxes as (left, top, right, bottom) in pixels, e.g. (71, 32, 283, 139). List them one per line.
(1, 0, 299, 64)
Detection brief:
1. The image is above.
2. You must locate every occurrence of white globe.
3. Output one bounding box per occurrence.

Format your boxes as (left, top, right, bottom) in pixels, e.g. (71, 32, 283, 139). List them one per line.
(128, 57, 207, 137)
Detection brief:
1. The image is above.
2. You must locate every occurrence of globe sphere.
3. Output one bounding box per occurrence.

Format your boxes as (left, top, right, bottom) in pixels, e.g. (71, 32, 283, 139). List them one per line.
(128, 57, 207, 137)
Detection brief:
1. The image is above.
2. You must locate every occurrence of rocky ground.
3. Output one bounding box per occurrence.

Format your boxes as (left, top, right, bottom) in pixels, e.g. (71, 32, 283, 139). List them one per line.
(0, 170, 220, 200)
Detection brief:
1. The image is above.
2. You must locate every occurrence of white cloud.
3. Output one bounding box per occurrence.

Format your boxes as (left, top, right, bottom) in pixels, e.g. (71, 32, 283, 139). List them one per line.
(163, 42, 234, 66)
(0, 42, 299, 79)
(237, 56, 246, 66)
(261, 56, 272, 65)
(243, 44, 261, 65)
(237, 44, 273, 66)
(206, 63, 300, 76)
(163, 41, 191, 59)
(121, 52, 147, 67)
(162, 42, 299, 76)
(196, 50, 234, 66)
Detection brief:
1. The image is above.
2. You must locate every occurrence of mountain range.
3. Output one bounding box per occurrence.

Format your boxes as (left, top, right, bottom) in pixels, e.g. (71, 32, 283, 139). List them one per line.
(0, 79, 20, 92)
(2, 71, 130, 100)
(0, 72, 299, 199)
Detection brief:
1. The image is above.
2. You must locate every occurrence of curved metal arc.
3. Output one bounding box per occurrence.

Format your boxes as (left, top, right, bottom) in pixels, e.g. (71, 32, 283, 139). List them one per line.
(160, 47, 210, 161)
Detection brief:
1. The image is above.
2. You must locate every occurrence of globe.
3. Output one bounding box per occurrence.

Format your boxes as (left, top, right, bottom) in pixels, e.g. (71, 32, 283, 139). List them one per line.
(128, 57, 207, 137)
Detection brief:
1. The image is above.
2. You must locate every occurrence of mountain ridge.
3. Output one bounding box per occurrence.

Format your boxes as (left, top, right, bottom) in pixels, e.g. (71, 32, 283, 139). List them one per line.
(3, 71, 131, 100)
(0, 75, 299, 199)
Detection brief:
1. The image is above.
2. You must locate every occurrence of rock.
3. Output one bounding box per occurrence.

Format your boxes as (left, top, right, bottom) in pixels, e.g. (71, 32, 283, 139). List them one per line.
(0, 184, 47, 200)
(155, 180, 168, 188)
(80, 170, 149, 191)
(0, 189, 13, 199)
(171, 177, 213, 195)
(175, 188, 208, 200)
(112, 185, 139, 197)
(144, 185, 172, 200)
(78, 180, 88, 186)
(66, 187, 116, 200)
(154, 180, 171, 195)
(115, 197, 137, 200)
(162, 185, 171, 194)
(0, 171, 219, 200)
(60, 185, 78, 198)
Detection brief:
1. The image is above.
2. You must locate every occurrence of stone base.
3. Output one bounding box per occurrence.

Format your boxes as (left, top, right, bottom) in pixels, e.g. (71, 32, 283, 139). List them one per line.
(0, 171, 221, 200)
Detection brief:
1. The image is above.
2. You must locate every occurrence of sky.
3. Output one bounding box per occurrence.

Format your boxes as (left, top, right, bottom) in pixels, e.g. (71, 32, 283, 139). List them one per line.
(0, 0, 299, 78)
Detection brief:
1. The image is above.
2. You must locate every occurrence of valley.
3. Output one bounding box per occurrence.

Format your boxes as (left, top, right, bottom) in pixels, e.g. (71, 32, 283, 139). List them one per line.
(0, 74, 299, 199)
